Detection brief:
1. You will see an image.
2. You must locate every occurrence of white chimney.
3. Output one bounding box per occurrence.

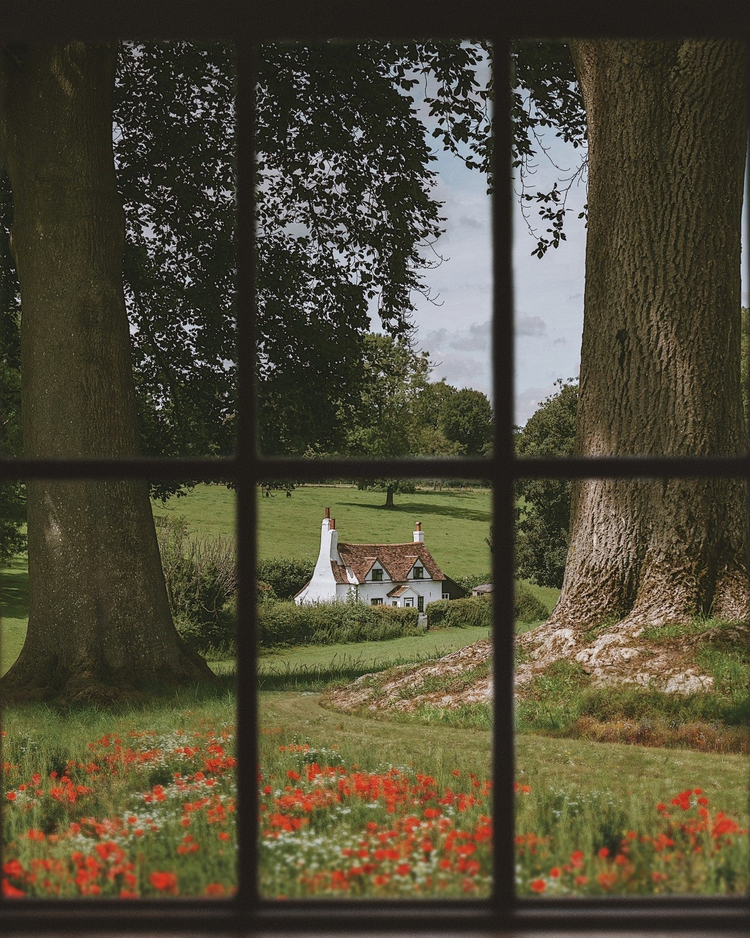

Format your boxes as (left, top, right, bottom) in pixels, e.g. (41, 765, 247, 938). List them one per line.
(413, 521, 424, 543)
(295, 509, 339, 604)
(329, 518, 339, 558)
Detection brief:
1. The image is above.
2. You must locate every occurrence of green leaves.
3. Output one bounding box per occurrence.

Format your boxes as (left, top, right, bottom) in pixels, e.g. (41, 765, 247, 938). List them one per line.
(114, 43, 236, 460)
(515, 380, 578, 588)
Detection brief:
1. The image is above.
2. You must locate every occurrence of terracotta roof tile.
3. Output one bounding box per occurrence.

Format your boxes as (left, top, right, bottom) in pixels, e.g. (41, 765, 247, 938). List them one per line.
(335, 542, 445, 584)
(331, 562, 351, 585)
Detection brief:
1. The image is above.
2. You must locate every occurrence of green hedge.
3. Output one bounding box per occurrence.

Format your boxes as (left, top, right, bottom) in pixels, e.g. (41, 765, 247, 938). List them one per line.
(256, 557, 315, 600)
(257, 602, 421, 649)
(514, 581, 549, 622)
(425, 584, 549, 630)
(156, 516, 237, 656)
(425, 597, 492, 630)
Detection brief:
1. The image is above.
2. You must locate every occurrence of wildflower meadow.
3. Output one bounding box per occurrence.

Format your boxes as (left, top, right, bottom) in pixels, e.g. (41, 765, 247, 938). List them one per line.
(259, 735, 749, 898)
(3, 698, 747, 900)
(2, 720, 237, 899)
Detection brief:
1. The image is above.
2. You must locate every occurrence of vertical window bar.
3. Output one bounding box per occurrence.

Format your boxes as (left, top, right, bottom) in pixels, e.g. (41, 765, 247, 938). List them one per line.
(235, 38, 259, 922)
(490, 33, 516, 927)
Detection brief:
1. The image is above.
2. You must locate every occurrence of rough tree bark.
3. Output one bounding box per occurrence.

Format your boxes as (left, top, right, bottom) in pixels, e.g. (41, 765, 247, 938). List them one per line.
(548, 40, 750, 632)
(0, 44, 218, 702)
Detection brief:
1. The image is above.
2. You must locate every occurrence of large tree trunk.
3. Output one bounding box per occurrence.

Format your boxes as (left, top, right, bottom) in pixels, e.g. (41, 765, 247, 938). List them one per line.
(0, 44, 217, 701)
(547, 40, 749, 632)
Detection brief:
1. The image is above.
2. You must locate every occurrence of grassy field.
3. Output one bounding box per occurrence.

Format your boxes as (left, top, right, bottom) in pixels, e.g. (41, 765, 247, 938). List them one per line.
(1, 555, 28, 676)
(1, 483, 494, 677)
(254, 483, 492, 579)
(151, 482, 493, 580)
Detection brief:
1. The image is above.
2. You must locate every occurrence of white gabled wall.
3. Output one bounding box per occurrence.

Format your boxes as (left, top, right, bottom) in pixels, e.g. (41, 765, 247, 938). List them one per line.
(356, 580, 443, 607)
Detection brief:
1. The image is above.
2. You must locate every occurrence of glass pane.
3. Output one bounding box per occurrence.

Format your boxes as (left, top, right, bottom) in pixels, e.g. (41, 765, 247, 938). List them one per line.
(515, 476, 749, 897)
(0, 42, 236, 459)
(256, 41, 492, 458)
(1, 479, 237, 898)
(511, 40, 584, 434)
(257, 478, 493, 897)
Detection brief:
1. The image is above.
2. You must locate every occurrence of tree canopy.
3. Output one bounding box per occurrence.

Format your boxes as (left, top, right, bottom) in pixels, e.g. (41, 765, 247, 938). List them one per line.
(346, 335, 493, 506)
(515, 380, 577, 588)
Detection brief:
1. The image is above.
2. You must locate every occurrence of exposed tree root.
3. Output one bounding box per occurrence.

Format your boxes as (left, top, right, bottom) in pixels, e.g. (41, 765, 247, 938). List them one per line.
(324, 617, 748, 718)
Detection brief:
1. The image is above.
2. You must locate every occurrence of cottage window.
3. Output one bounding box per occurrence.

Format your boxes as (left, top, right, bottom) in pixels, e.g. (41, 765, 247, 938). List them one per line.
(413, 565, 423, 579)
(371, 568, 383, 581)
(2, 2, 744, 937)
(371, 597, 383, 606)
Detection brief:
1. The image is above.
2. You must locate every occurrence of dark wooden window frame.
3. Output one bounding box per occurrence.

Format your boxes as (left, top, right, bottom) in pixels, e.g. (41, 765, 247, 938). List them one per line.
(1, 1, 749, 934)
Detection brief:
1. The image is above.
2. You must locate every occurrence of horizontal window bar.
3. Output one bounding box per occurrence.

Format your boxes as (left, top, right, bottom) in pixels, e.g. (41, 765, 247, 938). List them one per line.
(2, 2, 748, 41)
(1, 898, 748, 932)
(4, 455, 750, 482)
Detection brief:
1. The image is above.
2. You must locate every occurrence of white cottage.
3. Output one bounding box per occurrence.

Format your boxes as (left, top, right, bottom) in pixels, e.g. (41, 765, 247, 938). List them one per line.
(295, 508, 455, 612)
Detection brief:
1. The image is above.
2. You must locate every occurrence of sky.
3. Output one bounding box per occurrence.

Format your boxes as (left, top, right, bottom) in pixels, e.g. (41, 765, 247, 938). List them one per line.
(408, 126, 587, 427)
(409, 113, 749, 427)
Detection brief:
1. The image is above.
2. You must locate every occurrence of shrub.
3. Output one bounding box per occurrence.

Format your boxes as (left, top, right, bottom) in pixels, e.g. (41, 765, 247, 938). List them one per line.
(515, 380, 577, 588)
(514, 581, 549, 622)
(426, 597, 492, 630)
(156, 516, 237, 656)
(256, 557, 315, 600)
(425, 600, 451, 629)
(257, 602, 421, 649)
(426, 585, 548, 629)
(256, 580, 278, 604)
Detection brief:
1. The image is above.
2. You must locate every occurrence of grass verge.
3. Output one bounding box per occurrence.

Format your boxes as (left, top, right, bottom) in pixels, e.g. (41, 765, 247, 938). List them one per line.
(254, 626, 491, 691)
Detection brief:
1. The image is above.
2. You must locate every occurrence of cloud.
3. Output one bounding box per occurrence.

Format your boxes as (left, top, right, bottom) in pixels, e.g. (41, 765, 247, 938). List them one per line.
(434, 353, 491, 396)
(449, 320, 491, 351)
(457, 215, 483, 230)
(420, 328, 449, 350)
(515, 384, 559, 426)
(552, 336, 567, 346)
(418, 321, 491, 354)
(515, 315, 547, 338)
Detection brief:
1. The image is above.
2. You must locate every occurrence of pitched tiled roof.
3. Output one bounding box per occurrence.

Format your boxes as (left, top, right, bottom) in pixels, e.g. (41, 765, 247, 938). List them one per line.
(334, 542, 445, 584)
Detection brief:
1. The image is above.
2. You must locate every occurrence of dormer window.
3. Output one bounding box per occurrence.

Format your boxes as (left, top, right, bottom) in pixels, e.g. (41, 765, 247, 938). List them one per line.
(413, 566, 423, 579)
(372, 568, 383, 581)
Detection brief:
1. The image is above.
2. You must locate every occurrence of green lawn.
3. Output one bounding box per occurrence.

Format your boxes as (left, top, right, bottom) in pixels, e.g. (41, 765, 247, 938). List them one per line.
(1, 556, 29, 676)
(254, 483, 492, 579)
(251, 624, 491, 690)
(151, 482, 493, 581)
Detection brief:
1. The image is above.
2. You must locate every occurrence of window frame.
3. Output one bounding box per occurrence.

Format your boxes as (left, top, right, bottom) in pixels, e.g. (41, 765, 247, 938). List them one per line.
(1, 0, 748, 934)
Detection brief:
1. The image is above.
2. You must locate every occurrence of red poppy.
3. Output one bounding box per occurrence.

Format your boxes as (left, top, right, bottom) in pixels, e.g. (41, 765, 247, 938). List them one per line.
(149, 871, 178, 892)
